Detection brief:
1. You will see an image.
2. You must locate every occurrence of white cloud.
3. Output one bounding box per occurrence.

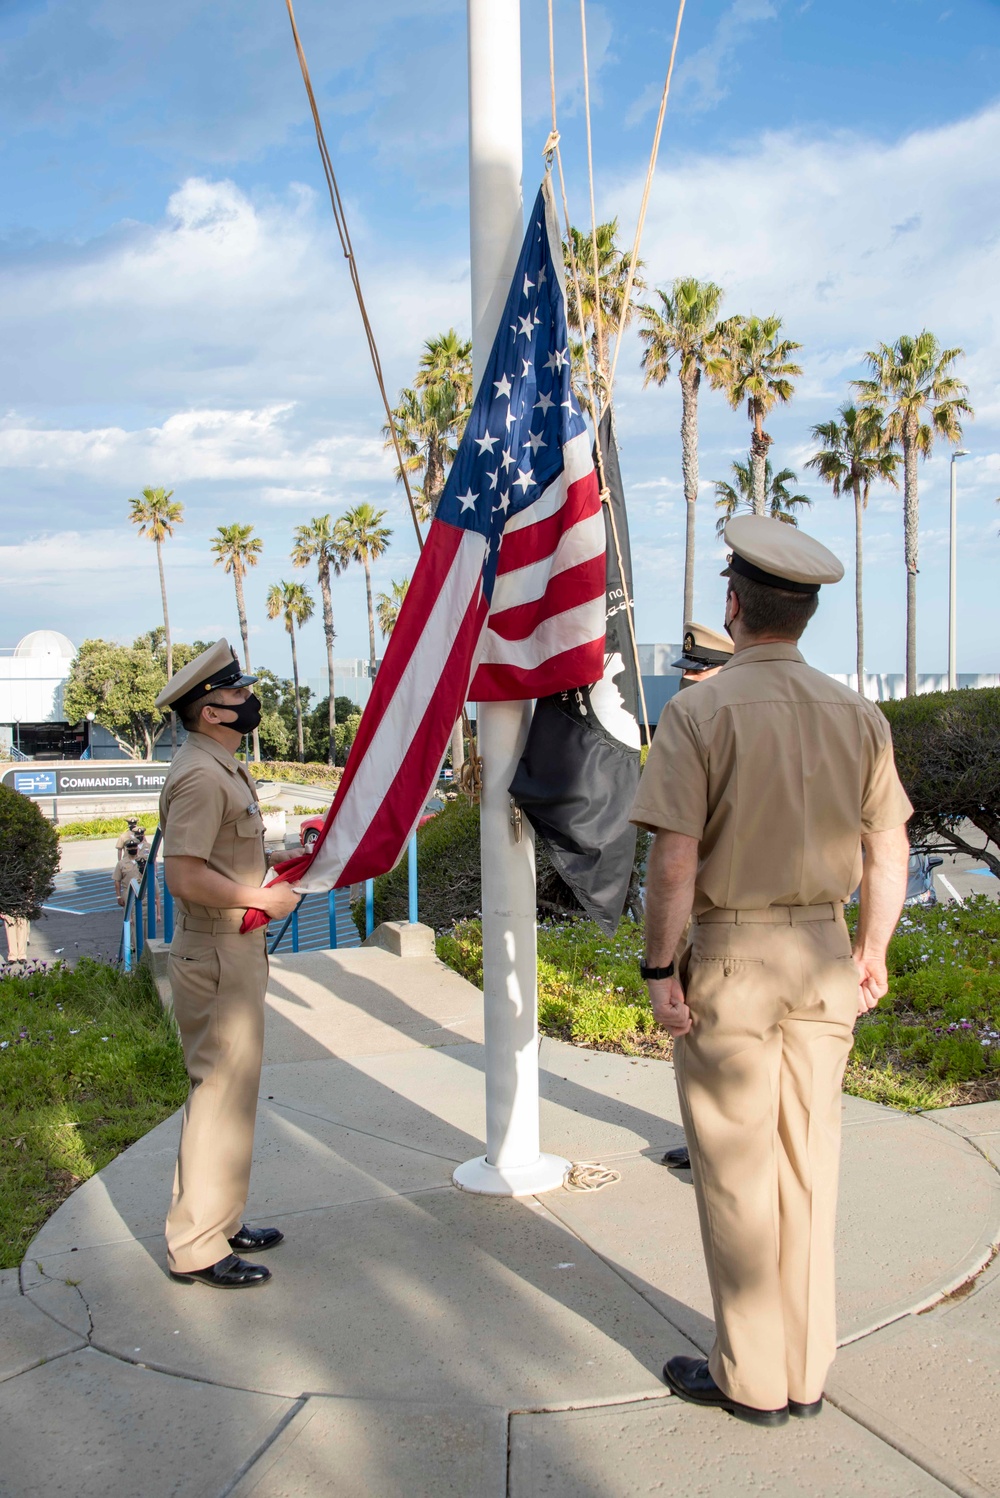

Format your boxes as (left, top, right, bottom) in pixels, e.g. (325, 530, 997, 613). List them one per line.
(672, 0, 779, 115)
(0, 404, 393, 486)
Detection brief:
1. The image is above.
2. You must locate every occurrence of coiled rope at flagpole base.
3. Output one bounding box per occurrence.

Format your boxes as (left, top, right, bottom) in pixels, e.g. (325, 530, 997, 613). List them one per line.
(563, 1160, 622, 1192)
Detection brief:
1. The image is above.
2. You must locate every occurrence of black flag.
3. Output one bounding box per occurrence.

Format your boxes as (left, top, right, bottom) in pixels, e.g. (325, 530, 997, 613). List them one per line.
(509, 408, 641, 935)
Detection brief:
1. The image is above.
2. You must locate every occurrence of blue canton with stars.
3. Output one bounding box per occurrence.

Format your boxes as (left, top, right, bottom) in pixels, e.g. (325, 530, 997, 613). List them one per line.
(435, 180, 588, 604)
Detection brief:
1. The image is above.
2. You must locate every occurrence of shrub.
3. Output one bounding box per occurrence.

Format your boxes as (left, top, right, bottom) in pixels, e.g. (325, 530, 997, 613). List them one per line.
(0, 786, 59, 921)
(247, 761, 343, 790)
(56, 813, 159, 841)
(881, 688, 1000, 874)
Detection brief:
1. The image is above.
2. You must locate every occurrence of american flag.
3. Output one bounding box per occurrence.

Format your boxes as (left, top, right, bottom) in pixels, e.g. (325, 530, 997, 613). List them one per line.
(242, 176, 605, 923)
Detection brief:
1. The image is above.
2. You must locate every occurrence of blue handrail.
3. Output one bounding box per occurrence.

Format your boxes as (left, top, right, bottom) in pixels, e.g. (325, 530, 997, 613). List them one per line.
(120, 826, 163, 968)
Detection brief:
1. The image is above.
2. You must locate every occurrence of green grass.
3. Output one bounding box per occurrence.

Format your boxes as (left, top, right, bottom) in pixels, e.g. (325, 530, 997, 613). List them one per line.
(438, 895, 1000, 1110)
(0, 958, 188, 1268)
(57, 813, 159, 841)
(248, 761, 343, 789)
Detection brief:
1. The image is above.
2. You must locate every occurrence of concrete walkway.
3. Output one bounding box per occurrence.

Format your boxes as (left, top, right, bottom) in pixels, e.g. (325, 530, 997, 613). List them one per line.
(2, 944, 999, 1497)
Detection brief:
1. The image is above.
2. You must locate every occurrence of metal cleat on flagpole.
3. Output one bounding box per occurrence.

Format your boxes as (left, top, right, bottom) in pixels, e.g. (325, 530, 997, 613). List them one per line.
(453, 0, 569, 1197)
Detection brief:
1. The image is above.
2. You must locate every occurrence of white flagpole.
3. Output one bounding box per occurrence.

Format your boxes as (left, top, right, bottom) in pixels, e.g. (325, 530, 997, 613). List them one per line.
(453, 0, 570, 1196)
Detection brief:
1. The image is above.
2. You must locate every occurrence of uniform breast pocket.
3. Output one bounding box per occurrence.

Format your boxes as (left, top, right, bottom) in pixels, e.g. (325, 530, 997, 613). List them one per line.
(236, 815, 262, 838)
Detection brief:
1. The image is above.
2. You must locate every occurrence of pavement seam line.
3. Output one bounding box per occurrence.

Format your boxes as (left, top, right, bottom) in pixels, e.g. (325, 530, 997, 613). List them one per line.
(262, 1097, 470, 1164)
(824, 1384, 995, 1498)
(530, 1195, 712, 1355)
(212, 1396, 308, 1498)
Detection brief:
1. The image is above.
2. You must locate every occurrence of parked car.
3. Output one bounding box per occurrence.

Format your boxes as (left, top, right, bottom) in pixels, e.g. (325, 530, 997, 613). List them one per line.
(905, 848, 944, 908)
(299, 798, 443, 850)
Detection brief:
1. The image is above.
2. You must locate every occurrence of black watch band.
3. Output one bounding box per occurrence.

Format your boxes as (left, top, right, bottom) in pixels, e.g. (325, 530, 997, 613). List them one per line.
(640, 959, 675, 981)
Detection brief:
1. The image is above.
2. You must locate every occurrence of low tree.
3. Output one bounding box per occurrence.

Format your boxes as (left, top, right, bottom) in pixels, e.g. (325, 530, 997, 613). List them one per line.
(714, 458, 812, 536)
(0, 785, 59, 923)
(880, 689, 1000, 875)
(63, 639, 168, 759)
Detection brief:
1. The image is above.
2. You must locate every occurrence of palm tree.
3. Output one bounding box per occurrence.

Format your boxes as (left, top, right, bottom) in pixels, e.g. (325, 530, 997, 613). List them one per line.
(211, 523, 263, 760)
(128, 485, 184, 752)
(266, 581, 314, 762)
(416, 329, 473, 419)
(853, 332, 972, 695)
(375, 578, 409, 638)
(385, 331, 473, 521)
(714, 458, 812, 537)
(806, 406, 899, 688)
(716, 316, 803, 514)
(338, 504, 392, 675)
(638, 278, 727, 629)
(564, 220, 645, 409)
(291, 516, 349, 765)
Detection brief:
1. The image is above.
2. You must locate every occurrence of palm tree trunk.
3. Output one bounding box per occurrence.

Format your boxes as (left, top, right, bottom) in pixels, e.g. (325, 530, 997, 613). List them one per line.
(156, 538, 177, 755)
(233, 567, 260, 762)
(363, 556, 376, 675)
(853, 480, 865, 692)
(289, 625, 304, 762)
(903, 430, 919, 696)
(318, 561, 336, 766)
(679, 369, 700, 629)
(425, 438, 445, 517)
(750, 423, 770, 516)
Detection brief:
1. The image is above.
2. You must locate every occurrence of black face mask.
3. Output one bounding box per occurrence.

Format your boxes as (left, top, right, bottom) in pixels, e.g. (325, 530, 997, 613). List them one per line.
(215, 693, 262, 734)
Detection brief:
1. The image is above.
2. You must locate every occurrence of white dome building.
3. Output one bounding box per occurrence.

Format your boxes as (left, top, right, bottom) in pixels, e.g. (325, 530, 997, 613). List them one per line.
(13, 630, 76, 661)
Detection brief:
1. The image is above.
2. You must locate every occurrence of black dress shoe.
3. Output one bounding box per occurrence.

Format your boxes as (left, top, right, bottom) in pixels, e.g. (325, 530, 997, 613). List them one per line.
(228, 1224, 284, 1253)
(789, 1397, 823, 1419)
(662, 1145, 691, 1170)
(662, 1356, 789, 1428)
(170, 1253, 271, 1288)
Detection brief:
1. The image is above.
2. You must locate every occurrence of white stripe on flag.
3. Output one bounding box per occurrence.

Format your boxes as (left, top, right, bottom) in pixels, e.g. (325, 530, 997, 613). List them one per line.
(295, 530, 488, 892)
(476, 596, 604, 670)
(502, 430, 595, 534)
(491, 508, 605, 613)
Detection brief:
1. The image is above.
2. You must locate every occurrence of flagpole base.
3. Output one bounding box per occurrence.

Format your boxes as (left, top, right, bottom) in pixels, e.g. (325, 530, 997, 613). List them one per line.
(452, 1153, 570, 1197)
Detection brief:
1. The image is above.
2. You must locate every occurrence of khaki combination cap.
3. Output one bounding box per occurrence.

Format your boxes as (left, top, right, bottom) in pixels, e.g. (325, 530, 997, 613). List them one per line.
(673, 621, 734, 673)
(722, 514, 844, 595)
(155, 638, 257, 712)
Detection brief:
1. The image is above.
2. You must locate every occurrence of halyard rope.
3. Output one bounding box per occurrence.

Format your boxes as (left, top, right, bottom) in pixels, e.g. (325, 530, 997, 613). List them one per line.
(564, 1160, 622, 1192)
(285, 0, 424, 552)
(546, 0, 665, 738)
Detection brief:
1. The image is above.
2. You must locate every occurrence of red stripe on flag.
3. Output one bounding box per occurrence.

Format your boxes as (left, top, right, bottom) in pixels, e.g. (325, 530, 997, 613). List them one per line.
(486, 554, 606, 642)
(334, 520, 465, 809)
(338, 588, 490, 884)
(470, 636, 606, 701)
(497, 470, 601, 574)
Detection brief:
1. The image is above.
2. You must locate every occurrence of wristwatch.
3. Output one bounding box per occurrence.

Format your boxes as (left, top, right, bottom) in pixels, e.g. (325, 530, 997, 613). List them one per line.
(639, 959, 675, 981)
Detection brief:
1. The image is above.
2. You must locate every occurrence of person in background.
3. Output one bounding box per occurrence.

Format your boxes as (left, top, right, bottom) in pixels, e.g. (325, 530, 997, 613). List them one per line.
(672, 621, 733, 689)
(2, 913, 29, 964)
(114, 839, 143, 908)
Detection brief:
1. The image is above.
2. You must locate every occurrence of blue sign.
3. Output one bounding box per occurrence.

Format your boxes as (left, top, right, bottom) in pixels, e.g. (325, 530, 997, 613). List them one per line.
(14, 771, 57, 796)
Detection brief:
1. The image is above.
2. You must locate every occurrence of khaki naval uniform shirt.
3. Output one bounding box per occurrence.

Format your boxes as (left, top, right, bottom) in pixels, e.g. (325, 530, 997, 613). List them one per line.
(159, 732, 266, 921)
(631, 643, 912, 911)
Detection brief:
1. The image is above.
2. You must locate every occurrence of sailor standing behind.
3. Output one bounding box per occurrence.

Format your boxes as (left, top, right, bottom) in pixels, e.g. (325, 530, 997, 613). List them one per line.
(632, 517, 911, 1426)
(155, 640, 300, 1290)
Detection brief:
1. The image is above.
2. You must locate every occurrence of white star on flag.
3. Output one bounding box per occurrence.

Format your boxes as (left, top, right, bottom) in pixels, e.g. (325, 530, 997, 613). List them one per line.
(457, 489, 478, 512)
(494, 373, 512, 400)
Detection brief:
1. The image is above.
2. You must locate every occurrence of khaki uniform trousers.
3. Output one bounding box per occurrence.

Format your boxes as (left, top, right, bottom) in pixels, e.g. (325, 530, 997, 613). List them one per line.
(166, 918, 269, 1274)
(3, 915, 29, 961)
(674, 903, 858, 1411)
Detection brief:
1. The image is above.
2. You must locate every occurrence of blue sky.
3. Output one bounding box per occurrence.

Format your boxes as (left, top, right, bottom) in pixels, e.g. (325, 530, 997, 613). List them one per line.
(2, 0, 999, 685)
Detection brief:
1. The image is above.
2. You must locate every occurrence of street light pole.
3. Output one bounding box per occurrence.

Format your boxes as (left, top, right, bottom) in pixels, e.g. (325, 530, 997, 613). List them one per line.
(949, 449, 968, 691)
(453, 0, 569, 1196)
